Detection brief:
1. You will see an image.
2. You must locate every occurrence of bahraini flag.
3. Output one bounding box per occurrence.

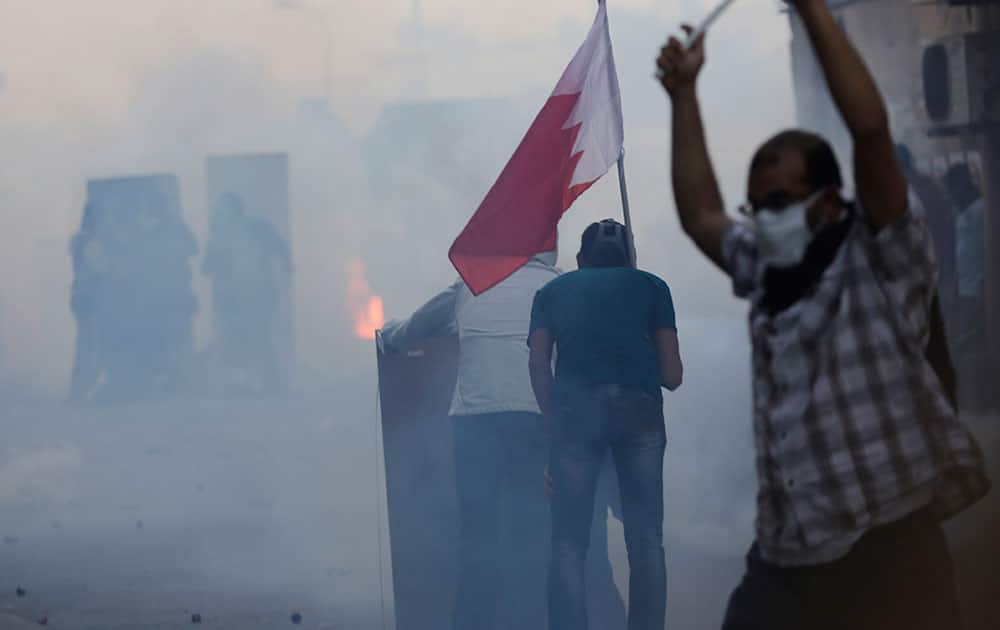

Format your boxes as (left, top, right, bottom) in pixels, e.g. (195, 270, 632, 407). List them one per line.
(449, 0, 625, 295)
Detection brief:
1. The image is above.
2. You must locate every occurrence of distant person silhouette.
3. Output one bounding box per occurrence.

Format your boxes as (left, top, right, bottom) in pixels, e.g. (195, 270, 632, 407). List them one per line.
(943, 162, 990, 412)
(203, 192, 291, 395)
(68, 203, 107, 403)
(95, 192, 197, 402)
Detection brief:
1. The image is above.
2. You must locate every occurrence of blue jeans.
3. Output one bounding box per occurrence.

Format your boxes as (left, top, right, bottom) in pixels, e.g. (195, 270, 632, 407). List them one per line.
(548, 384, 667, 630)
(452, 412, 549, 630)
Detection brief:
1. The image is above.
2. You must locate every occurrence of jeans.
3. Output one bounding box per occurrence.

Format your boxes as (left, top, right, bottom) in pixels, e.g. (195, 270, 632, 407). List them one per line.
(548, 384, 667, 630)
(451, 412, 549, 630)
(588, 458, 627, 630)
(721, 507, 963, 630)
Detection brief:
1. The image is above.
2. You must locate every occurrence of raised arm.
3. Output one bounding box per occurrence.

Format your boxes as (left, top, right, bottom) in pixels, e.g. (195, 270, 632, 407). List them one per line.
(792, 0, 907, 228)
(657, 29, 733, 270)
(380, 281, 460, 352)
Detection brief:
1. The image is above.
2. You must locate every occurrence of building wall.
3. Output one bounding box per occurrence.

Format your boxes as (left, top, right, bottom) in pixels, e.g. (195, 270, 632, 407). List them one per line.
(789, 0, 1000, 377)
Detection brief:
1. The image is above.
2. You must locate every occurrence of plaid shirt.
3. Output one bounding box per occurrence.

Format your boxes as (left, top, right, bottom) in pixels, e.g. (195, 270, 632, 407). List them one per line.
(723, 206, 990, 566)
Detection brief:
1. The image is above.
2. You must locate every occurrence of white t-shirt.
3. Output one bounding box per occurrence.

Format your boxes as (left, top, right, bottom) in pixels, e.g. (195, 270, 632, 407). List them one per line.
(381, 252, 559, 416)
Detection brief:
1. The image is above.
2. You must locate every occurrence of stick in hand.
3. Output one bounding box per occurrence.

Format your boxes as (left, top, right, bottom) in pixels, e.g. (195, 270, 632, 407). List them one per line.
(684, 0, 739, 48)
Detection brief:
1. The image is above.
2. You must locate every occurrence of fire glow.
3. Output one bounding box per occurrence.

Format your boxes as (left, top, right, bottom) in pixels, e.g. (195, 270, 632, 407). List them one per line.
(347, 259, 384, 340)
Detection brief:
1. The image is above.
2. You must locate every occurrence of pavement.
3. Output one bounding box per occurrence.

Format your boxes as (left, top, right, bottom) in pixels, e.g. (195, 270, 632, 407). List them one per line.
(0, 391, 996, 629)
(0, 613, 42, 630)
(0, 393, 389, 629)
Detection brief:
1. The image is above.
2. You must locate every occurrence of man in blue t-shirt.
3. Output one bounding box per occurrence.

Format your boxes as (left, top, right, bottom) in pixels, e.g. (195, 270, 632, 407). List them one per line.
(528, 219, 683, 630)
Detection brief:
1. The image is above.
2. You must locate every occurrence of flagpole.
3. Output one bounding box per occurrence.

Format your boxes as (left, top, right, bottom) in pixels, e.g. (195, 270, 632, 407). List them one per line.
(617, 151, 637, 267)
(603, 0, 635, 267)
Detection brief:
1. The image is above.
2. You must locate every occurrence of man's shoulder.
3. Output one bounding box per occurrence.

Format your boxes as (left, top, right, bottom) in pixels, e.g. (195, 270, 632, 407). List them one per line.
(617, 268, 670, 297)
(536, 269, 577, 295)
(540, 267, 670, 295)
(633, 268, 668, 286)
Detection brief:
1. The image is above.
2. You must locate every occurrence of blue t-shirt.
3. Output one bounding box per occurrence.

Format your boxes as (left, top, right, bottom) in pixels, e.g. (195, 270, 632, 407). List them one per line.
(529, 267, 676, 401)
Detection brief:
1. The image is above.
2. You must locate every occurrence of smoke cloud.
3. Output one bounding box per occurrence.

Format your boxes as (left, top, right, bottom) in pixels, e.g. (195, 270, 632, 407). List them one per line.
(7, 2, 989, 630)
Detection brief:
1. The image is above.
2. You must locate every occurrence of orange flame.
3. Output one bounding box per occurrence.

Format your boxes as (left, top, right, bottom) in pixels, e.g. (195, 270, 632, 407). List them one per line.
(347, 259, 384, 340)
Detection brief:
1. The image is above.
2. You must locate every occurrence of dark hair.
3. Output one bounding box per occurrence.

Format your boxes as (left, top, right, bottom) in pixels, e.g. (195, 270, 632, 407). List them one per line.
(750, 129, 843, 191)
(579, 219, 630, 268)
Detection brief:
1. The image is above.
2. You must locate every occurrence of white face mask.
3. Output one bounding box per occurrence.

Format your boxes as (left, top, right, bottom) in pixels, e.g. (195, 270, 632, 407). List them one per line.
(752, 190, 824, 268)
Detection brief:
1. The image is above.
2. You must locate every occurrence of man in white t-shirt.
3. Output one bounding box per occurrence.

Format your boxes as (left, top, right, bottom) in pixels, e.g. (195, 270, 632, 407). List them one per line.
(382, 251, 626, 630)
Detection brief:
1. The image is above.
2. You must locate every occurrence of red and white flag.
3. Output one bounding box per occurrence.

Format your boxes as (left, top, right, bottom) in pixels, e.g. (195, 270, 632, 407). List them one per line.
(449, 0, 625, 295)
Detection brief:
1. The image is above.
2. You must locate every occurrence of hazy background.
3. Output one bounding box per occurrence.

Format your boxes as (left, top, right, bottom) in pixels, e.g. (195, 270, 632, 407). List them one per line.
(5, 1, 992, 629)
(0, 0, 794, 394)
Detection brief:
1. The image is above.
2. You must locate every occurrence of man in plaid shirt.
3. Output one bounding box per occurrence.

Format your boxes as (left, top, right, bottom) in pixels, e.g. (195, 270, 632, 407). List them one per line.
(656, 0, 990, 628)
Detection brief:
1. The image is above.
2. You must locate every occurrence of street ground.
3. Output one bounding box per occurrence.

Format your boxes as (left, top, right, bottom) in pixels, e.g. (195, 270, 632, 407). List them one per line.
(0, 393, 996, 630)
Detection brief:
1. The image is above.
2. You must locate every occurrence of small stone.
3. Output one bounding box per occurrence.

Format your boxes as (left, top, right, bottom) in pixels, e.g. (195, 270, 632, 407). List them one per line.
(3, 536, 19, 545)
(191, 613, 202, 624)
(51, 521, 61, 529)
(136, 521, 144, 530)
(16, 586, 26, 597)
(290, 612, 302, 624)
(37, 617, 48, 626)
(196, 483, 205, 493)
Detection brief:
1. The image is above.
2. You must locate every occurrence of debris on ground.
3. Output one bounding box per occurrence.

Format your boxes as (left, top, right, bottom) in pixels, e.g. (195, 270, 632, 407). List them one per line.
(36, 617, 48, 626)
(3, 536, 19, 545)
(16, 587, 26, 598)
(191, 613, 202, 624)
(291, 612, 302, 624)
(0, 613, 39, 629)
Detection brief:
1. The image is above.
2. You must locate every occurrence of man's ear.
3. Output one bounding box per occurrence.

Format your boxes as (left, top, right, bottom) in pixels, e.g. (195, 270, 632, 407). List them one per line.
(576, 253, 584, 269)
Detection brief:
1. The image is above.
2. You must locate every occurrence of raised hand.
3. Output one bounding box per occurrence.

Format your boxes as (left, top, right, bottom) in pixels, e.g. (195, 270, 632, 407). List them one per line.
(656, 25, 705, 98)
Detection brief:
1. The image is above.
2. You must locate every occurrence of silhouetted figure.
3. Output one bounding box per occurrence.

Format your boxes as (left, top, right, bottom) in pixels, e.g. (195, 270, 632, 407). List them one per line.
(94, 193, 197, 402)
(67, 204, 107, 403)
(203, 193, 291, 395)
(944, 162, 989, 412)
(897, 144, 957, 324)
(136, 192, 198, 396)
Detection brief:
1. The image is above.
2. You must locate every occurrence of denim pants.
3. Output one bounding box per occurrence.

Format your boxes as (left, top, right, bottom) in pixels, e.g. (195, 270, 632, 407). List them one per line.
(451, 412, 550, 630)
(548, 384, 667, 630)
(721, 507, 963, 630)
